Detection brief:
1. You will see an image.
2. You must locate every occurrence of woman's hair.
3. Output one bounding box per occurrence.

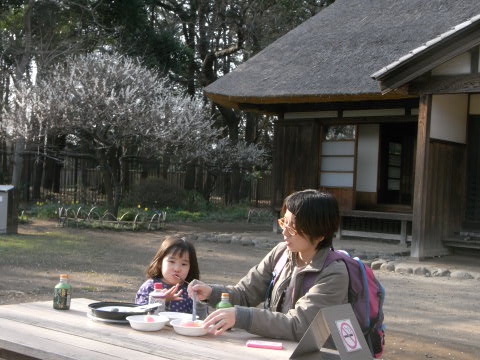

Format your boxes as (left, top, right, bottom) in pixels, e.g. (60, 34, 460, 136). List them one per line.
(281, 189, 339, 249)
(145, 235, 200, 282)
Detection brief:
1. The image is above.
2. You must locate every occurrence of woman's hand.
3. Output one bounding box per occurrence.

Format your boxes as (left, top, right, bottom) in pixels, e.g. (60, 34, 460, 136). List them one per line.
(163, 283, 183, 302)
(202, 307, 236, 335)
(187, 280, 212, 301)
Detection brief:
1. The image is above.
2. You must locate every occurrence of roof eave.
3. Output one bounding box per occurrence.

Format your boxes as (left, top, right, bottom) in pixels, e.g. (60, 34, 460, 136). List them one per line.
(204, 89, 413, 112)
(372, 14, 480, 93)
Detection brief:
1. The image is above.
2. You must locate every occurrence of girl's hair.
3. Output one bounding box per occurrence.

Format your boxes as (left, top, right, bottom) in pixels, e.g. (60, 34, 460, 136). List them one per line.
(281, 189, 339, 250)
(145, 236, 200, 282)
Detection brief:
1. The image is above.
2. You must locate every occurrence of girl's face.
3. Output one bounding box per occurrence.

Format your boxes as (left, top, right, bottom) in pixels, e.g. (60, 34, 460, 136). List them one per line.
(282, 210, 319, 255)
(161, 250, 190, 285)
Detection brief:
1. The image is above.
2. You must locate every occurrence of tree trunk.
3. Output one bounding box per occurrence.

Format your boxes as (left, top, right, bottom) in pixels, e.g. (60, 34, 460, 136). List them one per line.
(217, 105, 241, 204)
(202, 171, 216, 201)
(96, 149, 116, 216)
(32, 151, 43, 200)
(11, 138, 25, 187)
(184, 162, 196, 191)
(11, 0, 34, 188)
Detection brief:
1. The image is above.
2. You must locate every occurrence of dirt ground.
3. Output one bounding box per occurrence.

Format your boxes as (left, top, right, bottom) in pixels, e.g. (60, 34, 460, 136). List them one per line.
(1, 220, 479, 360)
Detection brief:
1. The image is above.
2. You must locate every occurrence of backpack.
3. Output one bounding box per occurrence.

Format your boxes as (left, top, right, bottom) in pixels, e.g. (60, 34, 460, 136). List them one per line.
(269, 248, 385, 358)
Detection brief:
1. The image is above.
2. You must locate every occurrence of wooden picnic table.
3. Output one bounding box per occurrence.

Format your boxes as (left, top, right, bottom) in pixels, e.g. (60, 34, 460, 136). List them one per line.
(0, 298, 299, 360)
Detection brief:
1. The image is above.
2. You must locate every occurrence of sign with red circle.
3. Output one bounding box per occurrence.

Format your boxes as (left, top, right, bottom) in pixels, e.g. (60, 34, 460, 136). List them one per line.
(335, 319, 362, 353)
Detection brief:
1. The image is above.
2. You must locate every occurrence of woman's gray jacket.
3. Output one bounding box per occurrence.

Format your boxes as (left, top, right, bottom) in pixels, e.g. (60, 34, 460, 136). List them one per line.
(207, 242, 349, 341)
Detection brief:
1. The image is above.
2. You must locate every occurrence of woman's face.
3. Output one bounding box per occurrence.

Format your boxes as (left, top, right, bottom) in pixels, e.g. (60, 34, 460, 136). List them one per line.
(161, 250, 190, 285)
(282, 210, 320, 254)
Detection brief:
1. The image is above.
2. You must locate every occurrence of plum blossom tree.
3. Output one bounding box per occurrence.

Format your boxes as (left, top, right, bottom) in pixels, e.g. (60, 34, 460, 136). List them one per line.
(2, 52, 265, 214)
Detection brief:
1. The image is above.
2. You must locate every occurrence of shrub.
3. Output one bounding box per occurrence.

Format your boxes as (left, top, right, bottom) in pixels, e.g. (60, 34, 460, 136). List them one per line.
(124, 178, 187, 208)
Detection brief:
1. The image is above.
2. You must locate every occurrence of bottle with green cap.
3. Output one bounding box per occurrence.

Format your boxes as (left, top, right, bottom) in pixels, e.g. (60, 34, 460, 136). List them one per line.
(53, 274, 72, 310)
(216, 292, 233, 309)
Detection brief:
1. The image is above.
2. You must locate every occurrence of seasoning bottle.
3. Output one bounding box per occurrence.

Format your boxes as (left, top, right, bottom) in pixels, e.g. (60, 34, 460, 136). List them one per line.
(216, 292, 233, 309)
(148, 282, 166, 313)
(53, 274, 72, 310)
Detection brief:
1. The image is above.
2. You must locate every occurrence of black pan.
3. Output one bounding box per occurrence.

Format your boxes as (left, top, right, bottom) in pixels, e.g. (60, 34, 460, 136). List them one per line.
(88, 301, 149, 321)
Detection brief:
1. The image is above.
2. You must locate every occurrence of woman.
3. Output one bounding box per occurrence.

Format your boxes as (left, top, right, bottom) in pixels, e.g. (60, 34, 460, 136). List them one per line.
(188, 189, 349, 341)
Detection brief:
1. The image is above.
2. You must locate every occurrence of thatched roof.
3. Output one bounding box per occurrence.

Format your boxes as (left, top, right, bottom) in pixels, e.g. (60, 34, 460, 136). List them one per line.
(205, 0, 480, 108)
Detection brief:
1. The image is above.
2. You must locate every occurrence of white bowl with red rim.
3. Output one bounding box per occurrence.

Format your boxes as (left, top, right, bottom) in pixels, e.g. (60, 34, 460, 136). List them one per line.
(170, 319, 208, 336)
(126, 314, 169, 331)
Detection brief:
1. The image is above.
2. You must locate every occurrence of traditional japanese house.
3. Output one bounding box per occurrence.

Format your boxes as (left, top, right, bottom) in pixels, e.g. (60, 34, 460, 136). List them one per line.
(204, 0, 480, 259)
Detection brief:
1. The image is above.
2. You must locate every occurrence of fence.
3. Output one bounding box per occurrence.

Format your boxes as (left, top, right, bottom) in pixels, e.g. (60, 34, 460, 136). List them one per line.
(0, 149, 273, 208)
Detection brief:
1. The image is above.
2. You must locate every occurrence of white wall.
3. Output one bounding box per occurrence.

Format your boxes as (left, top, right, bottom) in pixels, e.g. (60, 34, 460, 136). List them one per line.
(430, 94, 468, 144)
(431, 52, 471, 75)
(469, 94, 480, 115)
(356, 124, 379, 192)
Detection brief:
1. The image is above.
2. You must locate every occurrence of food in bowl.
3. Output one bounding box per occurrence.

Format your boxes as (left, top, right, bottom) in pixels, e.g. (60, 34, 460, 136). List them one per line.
(170, 319, 209, 336)
(179, 321, 202, 327)
(126, 314, 169, 331)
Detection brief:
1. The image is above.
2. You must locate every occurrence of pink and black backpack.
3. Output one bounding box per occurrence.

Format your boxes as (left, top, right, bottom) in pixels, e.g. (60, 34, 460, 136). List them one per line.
(270, 249, 385, 358)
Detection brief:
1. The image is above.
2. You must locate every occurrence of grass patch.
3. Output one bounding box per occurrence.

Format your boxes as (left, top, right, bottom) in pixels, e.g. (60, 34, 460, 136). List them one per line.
(0, 232, 89, 260)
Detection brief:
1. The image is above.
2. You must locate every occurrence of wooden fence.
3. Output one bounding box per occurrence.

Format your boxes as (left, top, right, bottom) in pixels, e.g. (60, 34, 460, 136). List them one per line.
(0, 150, 273, 208)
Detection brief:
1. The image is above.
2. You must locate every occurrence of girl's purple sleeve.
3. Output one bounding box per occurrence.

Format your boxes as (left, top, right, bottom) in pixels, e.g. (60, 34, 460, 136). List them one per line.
(135, 279, 154, 305)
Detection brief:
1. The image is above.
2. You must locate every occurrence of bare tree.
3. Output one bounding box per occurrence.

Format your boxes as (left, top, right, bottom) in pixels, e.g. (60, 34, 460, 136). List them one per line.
(2, 52, 265, 214)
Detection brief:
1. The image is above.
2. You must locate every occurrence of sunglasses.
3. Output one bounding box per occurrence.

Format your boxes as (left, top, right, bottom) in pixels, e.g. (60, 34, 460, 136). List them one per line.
(277, 217, 297, 236)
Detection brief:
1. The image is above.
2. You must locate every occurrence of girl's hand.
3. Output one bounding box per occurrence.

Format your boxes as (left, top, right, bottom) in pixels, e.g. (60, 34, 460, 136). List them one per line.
(163, 283, 183, 302)
(187, 280, 212, 301)
(202, 308, 235, 335)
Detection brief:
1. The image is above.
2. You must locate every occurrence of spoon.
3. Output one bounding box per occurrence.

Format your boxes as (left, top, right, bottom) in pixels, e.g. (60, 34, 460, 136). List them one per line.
(192, 290, 197, 321)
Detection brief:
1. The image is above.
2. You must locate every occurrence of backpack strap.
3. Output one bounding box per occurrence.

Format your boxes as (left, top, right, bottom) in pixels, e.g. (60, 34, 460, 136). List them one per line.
(273, 250, 289, 286)
(264, 249, 289, 309)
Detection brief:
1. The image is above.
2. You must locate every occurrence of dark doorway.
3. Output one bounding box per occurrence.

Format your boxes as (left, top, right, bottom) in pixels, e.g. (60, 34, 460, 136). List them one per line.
(378, 122, 417, 205)
(465, 116, 480, 227)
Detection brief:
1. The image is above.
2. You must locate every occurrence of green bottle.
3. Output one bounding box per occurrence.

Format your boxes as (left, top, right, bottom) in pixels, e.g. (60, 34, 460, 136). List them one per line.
(216, 292, 233, 309)
(53, 274, 72, 310)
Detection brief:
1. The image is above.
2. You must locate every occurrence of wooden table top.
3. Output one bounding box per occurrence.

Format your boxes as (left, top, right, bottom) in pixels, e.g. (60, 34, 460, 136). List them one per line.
(0, 298, 299, 360)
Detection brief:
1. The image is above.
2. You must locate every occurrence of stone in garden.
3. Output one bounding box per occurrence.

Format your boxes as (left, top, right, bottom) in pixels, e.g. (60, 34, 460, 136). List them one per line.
(450, 271, 474, 280)
(413, 266, 431, 277)
(362, 260, 373, 268)
(216, 234, 232, 244)
(371, 259, 386, 270)
(431, 268, 450, 277)
(195, 234, 208, 242)
(230, 235, 241, 244)
(380, 262, 395, 272)
(183, 234, 198, 242)
(240, 236, 254, 246)
(395, 263, 413, 275)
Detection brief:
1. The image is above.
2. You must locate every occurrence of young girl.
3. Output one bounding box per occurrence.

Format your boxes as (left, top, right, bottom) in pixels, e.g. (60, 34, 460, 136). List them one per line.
(135, 236, 200, 313)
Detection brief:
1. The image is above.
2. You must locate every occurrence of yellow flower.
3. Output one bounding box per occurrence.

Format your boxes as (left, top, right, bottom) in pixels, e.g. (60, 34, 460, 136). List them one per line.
(144, 208, 148, 211)
(76, 201, 79, 204)
(36, 201, 39, 205)
(137, 204, 141, 208)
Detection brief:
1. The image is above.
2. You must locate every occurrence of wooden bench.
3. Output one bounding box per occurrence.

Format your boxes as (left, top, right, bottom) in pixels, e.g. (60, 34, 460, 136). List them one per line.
(337, 210, 413, 246)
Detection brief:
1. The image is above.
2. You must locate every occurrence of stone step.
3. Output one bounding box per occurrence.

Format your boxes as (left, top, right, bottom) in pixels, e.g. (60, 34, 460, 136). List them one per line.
(443, 236, 480, 250)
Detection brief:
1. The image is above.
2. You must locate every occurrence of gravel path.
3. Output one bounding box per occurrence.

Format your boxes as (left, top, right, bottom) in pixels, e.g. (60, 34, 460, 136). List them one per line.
(1, 220, 479, 359)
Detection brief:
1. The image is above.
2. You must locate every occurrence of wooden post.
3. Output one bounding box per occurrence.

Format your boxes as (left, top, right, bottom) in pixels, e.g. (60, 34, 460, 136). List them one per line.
(336, 216, 343, 241)
(400, 220, 407, 246)
(411, 95, 432, 259)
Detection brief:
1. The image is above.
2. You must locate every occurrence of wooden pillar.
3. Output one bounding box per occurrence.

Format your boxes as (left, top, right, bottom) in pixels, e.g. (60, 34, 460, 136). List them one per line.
(411, 95, 432, 259)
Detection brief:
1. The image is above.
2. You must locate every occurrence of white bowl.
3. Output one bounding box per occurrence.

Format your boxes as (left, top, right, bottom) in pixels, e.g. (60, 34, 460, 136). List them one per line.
(126, 314, 169, 331)
(170, 319, 208, 337)
(158, 311, 196, 325)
